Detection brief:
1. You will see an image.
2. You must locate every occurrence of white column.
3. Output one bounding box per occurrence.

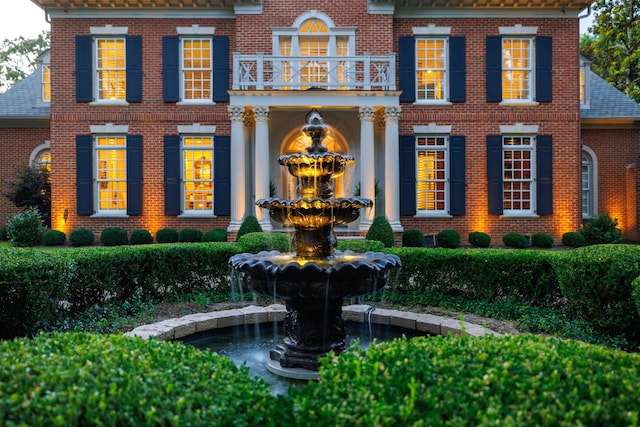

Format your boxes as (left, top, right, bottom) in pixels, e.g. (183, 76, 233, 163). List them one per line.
(359, 106, 376, 231)
(253, 106, 272, 231)
(384, 106, 403, 232)
(227, 106, 246, 232)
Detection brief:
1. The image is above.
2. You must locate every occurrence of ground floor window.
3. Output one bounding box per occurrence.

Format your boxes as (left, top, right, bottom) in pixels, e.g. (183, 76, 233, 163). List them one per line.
(96, 135, 127, 214)
(416, 135, 448, 214)
(502, 135, 535, 215)
(182, 136, 214, 212)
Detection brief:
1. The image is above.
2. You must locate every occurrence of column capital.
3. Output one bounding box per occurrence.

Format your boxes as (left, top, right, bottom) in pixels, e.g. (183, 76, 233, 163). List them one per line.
(253, 106, 270, 123)
(228, 106, 245, 123)
(384, 106, 401, 123)
(358, 106, 376, 123)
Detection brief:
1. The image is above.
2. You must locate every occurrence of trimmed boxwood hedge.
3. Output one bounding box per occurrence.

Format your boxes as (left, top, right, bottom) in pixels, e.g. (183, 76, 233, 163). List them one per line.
(0, 333, 292, 426)
(296, 334, 640, 426)
(337, 239, 385, 252)
(237, 232, 291, 253)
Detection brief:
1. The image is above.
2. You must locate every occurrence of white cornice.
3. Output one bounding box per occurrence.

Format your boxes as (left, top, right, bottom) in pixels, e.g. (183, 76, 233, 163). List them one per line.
(394, 8, 582, 18)
(229, 90, 402, 108)
(48, 10, 236, 19)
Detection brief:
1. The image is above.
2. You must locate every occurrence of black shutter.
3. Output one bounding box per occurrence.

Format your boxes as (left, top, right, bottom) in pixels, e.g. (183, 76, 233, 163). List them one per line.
(76, 135, 94, 215)
(213, 36, 230, 102)
(126, 36, 142, 103)
(487, 135, 503, 214)
(449, 136, 466, 215)
(449, 37, 466, 103)
(486, 36, 502, 102)
(164, 135, 181, 215)
(162, 36, 180, 102)
(127, 135, 143, 216)
(399, 135, 416, 215)
(535, 36, 553, 102)
(214, 135, 231, 216)
(76, 36, 93, 102)
(536, 135, 553, 215)
(399, 36, 416, 103)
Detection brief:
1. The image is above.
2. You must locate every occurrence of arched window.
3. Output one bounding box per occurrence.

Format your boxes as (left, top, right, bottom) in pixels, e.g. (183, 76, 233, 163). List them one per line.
(581, 147, 598, 218)
(30, 142, 51, 172)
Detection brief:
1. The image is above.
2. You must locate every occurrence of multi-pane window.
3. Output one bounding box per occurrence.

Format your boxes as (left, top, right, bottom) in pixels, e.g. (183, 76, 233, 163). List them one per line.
(502, 38, 532, 102)
(503, 136, 534, 213)
(42, 65, 50, 102)
(182, 38, 212, 101)
(416, 38, 447, 101)
(183, 136, 214, 212)
(416, 136, 448, 213)
(96, 136, 127, 212)
(36, 150, 51, 172)
(582, 151, 593, 218)
(96, 37, 126, 101)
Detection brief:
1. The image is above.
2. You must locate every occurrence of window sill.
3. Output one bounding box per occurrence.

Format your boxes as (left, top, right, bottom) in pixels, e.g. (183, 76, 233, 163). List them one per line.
(499, 101, 539, 107)
(178, 213, 217, 219)
(413, 101, 452, 107)
(176, 101, 216, 106)
(89, 101, 129, 107)
(414, 214, 453, 219)
(90, 213, 130, 219)
(499, 214, 540, 219)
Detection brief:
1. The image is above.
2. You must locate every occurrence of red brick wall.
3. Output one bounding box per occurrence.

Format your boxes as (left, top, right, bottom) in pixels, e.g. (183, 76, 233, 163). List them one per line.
(0, 127, 50, 226)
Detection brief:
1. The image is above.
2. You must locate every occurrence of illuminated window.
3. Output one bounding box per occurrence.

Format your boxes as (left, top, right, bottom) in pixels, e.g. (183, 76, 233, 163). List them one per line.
(503, 135, 534, 214)
(183, 136, 214, 212)
(42, 65, 50, 102)
(416, 38, 447, 102)
(181, 38, 212, 101)
(36, 150, 51, 172)
(502, 38, 532, 102)
(582, 149, 597, 218)
(96, 136, 127, 213)
(95, 37, 126, 101)
(416, 136, 448, 213)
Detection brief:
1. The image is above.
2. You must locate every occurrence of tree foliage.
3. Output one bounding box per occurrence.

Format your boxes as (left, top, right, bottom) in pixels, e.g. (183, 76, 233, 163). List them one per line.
(3, 164, 51, 228)
(0, 32, 50, 94)
(581, 0, 640, 103)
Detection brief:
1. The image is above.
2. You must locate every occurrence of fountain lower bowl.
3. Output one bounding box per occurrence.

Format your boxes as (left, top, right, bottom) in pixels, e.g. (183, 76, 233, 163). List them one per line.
(229, 250, 401, 300)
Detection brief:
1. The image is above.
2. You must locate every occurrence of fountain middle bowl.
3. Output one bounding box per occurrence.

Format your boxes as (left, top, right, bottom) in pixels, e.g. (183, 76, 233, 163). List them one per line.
(229, 250, 401, 300)
(256, 197, 373, 228)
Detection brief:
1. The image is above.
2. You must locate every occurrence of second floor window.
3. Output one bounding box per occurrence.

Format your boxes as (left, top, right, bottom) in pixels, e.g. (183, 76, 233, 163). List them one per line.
(96, 37, 126, 101)
(502, 38, 532, 102)
(182, 38, 212, 101)
(183, 136, 214, 212)
(42, 65, 50, 102)
(96, 135, 127, 213)
(416, 38, 447, 102)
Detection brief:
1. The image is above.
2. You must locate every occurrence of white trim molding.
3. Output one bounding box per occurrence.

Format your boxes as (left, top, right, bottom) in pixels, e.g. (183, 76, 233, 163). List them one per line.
(177, 25, 215, 35)
(499, 24, 538, 35)
(413, 25, 452, 36)
(90, 123, 129, 134)
(414, 123, 452, 134)
(177, 124, 217, 134)
(90, 25, 128, 35)
(500, 123, 539, 134)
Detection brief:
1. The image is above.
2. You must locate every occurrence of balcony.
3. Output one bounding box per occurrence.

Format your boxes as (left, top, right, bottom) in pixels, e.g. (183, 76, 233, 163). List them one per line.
(232, 53, 396, 91)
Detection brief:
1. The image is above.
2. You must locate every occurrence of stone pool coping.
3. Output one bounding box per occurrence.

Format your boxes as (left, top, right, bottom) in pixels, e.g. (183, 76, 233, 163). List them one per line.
(124, 304, 498, 341)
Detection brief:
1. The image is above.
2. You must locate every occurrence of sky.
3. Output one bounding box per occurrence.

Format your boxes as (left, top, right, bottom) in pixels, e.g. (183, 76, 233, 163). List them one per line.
(0, 1, 595, 43)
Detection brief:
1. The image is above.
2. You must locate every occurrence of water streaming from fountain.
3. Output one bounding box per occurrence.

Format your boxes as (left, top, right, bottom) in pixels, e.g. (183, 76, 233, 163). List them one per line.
(229, 110, 401, 378)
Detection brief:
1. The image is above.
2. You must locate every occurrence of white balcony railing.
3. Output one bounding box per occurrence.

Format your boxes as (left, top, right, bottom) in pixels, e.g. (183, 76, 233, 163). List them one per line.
(232, 53, 396, 91)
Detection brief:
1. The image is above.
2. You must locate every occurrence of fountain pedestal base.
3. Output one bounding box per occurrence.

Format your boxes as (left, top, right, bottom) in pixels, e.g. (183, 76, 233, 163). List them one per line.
(269, 298, 346, 371)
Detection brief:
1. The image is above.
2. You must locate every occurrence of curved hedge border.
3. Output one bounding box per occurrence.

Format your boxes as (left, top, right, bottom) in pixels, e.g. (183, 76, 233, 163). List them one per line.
(296, 334, 640, 426)
(0, 333, 291, 425)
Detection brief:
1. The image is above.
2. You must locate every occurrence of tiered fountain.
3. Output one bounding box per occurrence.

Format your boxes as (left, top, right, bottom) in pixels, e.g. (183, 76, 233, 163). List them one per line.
(230, 110, 401, 379)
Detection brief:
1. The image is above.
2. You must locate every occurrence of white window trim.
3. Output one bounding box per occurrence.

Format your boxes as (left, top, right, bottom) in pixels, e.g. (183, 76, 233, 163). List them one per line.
(91, 133, 128, 218)
(178, 127, 217, 218)
(501, 134, 536, 217)
(580, 57, 591, 109)
(582, 145, 598, 219)
(412, 25, 451, 36)
(90, 25, 128, 35)
(415, 134, 451, 217)
(176, 25, 215, 35)
(498, 24, 538, 35)
(177, 36, 215, 105)
(91, 35, 129, 105)
(414, 36, 450, 105)
(499, 36, 535, 105)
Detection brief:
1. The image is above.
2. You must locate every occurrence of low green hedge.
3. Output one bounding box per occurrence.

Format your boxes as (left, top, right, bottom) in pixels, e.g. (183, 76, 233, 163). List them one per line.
(296, 334, 640, 426)
(237, 232, 291, 253)
(337, 239, 385, 252)
(0, 333, 291, 426)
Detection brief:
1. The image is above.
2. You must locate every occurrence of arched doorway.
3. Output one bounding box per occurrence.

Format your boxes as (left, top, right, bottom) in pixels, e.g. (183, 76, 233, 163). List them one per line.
(280, 124, 349, 200)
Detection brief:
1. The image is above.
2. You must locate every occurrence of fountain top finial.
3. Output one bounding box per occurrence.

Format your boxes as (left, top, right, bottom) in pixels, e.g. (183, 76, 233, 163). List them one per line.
(303, 109, 328, 154)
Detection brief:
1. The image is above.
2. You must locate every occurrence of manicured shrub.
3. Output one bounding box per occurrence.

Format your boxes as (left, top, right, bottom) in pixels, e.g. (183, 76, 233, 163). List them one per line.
(552, 244, 640, 338)
(297, 334, 640, 426)
(236, 215, 262, 241)
(179, 228, 203, 243)
(156, 228, 179, 243)
(237, 232, 291, 253)
(503, 232, 528, 249)
(5, 207, 44, 247)
(632, 276, 640, 322)
(0, 227, 7, 241)
(581, 212, 623, 245)
(69, 228, 94, 247)
(468, 231, 491, 248)
(41, 229, 66, 246)
(531, 233, 554, 249)
(130, 229, 153, 245)
(202, 228, 227, 242)
(0, 333, 292, 425)
(337, 239, 385, 252)
(366, 216, 395, 248)
(402, 229, 424, 247)
(562, 231, 586, 248)
(436, 229, 460, 249)
(100, 227, 128, 246)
